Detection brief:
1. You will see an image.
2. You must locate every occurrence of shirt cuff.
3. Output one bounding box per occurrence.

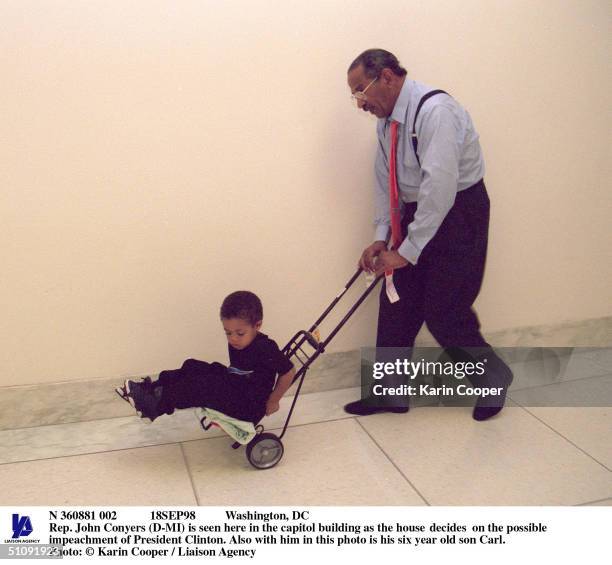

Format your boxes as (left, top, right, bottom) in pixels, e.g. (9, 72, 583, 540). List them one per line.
(398, 238, 421, 266)
(374, 225, 390, 243)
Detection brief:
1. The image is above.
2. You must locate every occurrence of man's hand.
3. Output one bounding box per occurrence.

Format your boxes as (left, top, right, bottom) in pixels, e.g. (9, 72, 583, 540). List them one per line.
(265, 398, 280, 416)
(359, 240, 388, 272)
(373, 250, 410, 276)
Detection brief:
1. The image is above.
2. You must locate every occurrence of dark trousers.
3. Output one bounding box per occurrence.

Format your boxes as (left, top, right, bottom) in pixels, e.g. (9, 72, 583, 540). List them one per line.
(377, 180, 490, 348)
(376, 180, 511, 394)
(156, 359, 265, 423)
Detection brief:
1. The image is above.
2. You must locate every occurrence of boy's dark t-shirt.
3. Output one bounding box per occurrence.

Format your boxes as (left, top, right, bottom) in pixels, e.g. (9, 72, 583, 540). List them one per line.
(226, 332, 293, 421)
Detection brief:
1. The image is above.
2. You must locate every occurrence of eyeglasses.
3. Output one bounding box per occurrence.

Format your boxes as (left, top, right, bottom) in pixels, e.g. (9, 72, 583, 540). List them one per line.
(351, 77, 378, 105)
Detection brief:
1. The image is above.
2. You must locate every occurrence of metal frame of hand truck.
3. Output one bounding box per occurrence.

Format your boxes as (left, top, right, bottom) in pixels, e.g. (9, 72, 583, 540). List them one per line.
(237, 268, 382, 469)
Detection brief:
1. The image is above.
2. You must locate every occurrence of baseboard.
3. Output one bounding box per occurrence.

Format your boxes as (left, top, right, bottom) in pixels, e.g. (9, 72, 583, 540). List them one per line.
(1, 315, 610, 431)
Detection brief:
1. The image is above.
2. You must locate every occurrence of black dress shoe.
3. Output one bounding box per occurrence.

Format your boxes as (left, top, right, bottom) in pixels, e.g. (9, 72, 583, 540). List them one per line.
(472, 406, 503, 421)
(472, 354, 514, 421)
(344, 399, 409, 416)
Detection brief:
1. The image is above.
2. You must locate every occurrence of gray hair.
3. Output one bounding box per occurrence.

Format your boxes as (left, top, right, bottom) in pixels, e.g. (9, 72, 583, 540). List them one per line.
(348, 48, 407, 78)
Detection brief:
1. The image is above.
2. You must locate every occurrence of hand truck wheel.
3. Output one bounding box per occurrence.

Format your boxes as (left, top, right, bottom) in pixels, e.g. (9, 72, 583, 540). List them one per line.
(246, 433, 284, 470)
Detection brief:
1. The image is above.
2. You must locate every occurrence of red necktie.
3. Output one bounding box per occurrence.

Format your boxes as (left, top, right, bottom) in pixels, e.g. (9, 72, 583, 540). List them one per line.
(385, 120, 401, 303)
(389, 120, 402, 250)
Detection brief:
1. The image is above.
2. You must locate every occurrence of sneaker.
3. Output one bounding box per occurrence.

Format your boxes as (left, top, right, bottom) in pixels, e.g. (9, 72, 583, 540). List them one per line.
(344, 398, 409, 416)
(124, 377, 165, 421)
(115, 385, 130, 403)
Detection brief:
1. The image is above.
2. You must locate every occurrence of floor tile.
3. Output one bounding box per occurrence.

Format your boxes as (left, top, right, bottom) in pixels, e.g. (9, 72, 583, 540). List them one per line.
(257, 386, 359, 430)
(358, 406, 612, 505)
(0, 409, 204, 465)
(579, 498, 612, 506)
(0, 444, 197, 506)
(182, 418, 425, 506)
(519, 407, 611, 469)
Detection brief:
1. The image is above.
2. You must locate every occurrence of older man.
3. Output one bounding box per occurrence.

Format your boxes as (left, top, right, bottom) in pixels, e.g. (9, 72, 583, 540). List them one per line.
(345, 48, 512, 421)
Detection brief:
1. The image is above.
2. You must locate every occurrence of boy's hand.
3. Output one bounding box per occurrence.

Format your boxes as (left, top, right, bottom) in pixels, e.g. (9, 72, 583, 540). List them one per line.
(265, 398, 280, 416)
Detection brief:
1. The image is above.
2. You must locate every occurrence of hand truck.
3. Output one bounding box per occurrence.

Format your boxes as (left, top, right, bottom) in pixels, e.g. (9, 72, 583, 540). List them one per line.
(117, 269, 381, 470)
(240, 268, 381, 469)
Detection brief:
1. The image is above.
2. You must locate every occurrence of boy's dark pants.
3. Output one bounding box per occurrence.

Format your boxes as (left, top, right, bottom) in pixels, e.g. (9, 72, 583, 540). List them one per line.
(156, 359, 264, 423)
(376, 181, 512, 403)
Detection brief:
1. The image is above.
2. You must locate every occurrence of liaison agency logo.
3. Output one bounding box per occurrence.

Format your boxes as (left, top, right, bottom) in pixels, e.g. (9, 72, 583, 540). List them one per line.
(4, 514, 41, 544)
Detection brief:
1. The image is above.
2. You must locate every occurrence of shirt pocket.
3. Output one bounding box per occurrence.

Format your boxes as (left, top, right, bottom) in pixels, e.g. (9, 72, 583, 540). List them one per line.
(398, 137, 422, 190)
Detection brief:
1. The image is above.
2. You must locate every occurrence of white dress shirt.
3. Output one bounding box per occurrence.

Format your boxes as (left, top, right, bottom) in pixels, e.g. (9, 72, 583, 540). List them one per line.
(373, 78, 485, 265)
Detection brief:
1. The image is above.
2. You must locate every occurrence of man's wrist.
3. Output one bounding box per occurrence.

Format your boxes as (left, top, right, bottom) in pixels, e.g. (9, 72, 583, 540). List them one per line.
(397, 242, 418, 266)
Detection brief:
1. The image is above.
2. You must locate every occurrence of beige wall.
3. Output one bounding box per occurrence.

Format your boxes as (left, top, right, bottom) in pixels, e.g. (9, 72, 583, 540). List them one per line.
(2, 1, 610, 387)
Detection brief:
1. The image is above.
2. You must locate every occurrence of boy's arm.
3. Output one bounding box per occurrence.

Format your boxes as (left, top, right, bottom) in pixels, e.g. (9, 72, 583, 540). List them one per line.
(265, 368, 295, 416)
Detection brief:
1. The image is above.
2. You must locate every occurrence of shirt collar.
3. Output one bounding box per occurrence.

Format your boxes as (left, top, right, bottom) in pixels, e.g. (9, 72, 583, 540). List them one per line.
(389, 77, 412, 125)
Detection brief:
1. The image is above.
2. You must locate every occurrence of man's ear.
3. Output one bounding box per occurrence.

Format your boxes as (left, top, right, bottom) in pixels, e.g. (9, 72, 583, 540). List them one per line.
(380, 68, 394, 85)
(254, 320, 263, 331)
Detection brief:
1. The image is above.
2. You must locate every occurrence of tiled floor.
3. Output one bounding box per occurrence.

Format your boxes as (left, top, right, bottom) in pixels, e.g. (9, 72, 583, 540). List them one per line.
(1, 378, 610, 506)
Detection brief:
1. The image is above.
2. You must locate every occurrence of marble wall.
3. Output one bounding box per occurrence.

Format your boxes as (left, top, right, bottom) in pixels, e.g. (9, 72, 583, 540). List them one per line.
(2, 316, 610, 431)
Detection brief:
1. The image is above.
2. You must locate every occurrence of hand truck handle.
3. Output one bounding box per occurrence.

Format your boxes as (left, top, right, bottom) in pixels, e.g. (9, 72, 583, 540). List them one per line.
(317, 269, 383, 349)
(277, 268, 383, 441)
(306, 268, 381, 334)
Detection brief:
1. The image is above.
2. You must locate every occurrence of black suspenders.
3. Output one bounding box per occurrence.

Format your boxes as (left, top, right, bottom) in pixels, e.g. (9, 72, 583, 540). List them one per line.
(411, 89, 448, 167)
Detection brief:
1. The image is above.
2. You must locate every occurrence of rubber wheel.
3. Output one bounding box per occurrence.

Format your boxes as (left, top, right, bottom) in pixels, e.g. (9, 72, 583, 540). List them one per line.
(246, 433, 284, 470)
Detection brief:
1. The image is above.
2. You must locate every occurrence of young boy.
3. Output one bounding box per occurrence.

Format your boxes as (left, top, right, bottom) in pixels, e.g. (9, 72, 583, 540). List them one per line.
(120, 291, 295, 424)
